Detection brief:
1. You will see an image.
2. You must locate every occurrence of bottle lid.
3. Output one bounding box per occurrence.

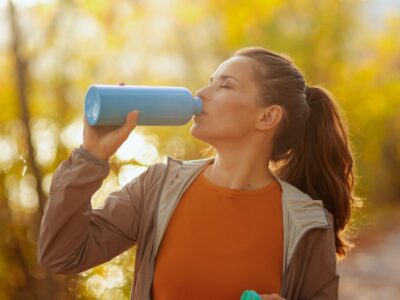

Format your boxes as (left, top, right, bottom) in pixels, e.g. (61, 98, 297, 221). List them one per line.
(85, 85, 101, 125)
(240, 290, 262, 300)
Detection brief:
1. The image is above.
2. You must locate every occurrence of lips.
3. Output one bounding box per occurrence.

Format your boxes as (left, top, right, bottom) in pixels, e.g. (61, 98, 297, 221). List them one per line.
(193, 112, 205, 119)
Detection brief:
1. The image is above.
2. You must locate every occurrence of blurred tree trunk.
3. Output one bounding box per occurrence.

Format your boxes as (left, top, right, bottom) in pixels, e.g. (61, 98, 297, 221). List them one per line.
(7, 1, 73, 299)
(8, 0, 45, 218)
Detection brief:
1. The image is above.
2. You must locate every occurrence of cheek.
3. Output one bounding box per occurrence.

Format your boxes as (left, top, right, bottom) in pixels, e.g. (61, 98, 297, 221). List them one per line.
(215, 101, 256, 127)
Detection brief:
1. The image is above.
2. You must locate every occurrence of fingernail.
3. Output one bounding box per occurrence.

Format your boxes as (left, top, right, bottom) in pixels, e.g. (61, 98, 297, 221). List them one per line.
(130, 111, 138, 120)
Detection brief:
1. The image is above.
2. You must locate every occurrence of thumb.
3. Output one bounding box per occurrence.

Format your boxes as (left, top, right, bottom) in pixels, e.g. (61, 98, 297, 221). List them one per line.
(118, 110, 139, 139)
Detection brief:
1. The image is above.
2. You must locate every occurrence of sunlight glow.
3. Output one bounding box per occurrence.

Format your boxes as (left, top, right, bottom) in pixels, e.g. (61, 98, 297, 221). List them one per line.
(85, 264, 126, 298)
(116, 132, 161, 165)
(0, 137, 17, 170)
(91, 172, 120, 209)
(60, 119, 83, 150)
(118, 165, 147, 186)
(31, 118, 58, 166)
(102, 264, 126, 288)
(5, 174, 38, 214)
(86, 274, 106, 297)
(165, 135, 186, 159)
(41, 172, 53, 196)
(5, 0, 55, 7)
(116, 132, 145, 161)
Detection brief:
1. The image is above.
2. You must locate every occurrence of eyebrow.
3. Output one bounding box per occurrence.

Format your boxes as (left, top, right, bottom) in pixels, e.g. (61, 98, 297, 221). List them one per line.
(208, 74, 239, 84)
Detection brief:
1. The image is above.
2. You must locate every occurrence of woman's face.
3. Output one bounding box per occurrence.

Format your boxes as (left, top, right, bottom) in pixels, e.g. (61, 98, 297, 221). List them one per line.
(191, 55, 264, 144)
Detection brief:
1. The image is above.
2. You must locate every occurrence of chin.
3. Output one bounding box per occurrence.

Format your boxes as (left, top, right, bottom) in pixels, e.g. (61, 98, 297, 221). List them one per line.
(190, 122, 213, 143)
(190, 122, 204, 140)
(190, 124, 224, 148)
(190, 117, 245, 141)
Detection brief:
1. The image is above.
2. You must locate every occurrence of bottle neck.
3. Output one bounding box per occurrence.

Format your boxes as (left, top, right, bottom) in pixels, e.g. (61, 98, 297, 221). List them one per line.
(193, 97, 203, 115)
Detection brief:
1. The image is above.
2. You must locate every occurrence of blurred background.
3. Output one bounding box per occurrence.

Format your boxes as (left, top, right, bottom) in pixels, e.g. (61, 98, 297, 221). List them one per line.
(0, 0, 399, 299)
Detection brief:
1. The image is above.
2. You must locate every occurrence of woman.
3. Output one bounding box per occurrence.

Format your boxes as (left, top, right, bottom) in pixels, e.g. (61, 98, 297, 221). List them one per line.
(37, 47, 359, 300)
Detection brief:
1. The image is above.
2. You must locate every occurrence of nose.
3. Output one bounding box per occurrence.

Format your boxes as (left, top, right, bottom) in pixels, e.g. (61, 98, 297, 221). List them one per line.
(195, 85, 209, 101)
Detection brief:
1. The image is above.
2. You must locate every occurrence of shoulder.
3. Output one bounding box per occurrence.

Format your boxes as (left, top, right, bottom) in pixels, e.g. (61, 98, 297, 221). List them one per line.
(276, 177, 331, 228)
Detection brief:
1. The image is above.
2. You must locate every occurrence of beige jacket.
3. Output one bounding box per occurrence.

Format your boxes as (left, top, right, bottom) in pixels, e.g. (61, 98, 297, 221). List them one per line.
(37, 146, 339, 299)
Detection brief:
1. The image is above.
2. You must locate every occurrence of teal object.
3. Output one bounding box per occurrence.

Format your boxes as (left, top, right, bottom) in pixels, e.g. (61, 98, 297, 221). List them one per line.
(84, 84, 203, 126)
(241, 290, 262, 300)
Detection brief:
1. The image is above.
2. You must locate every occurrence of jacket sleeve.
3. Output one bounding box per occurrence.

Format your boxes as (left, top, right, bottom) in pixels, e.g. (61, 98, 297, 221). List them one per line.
(37, 145, 153, 275)
(300, 223, 339, 300)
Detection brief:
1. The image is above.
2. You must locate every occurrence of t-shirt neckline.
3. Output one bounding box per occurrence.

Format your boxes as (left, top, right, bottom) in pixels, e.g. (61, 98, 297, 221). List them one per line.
(199, 166, 278, 196)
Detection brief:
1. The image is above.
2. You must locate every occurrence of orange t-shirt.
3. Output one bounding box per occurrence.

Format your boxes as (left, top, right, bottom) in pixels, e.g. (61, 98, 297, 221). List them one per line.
(152, 166, 283, 300)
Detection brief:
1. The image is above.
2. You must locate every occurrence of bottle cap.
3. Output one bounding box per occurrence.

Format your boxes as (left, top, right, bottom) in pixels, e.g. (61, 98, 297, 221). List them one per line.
(85, 85, 101, 125)
(240, 290, 262, 300)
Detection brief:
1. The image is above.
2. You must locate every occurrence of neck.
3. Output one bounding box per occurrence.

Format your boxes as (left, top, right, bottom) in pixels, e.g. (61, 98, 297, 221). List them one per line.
(204, 147, 275, 190)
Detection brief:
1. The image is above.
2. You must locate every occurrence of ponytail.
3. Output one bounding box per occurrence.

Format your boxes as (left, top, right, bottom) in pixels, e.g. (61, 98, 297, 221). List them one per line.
(274, 85, 362, 257)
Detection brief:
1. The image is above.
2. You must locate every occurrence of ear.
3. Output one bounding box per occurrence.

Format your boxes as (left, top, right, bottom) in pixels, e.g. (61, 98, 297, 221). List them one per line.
(255, 105, 283, 131)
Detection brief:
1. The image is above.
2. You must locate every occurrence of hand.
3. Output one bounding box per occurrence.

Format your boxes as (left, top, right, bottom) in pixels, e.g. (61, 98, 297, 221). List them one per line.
(260, 294, 286, 300)
(82, 82, 140, 160)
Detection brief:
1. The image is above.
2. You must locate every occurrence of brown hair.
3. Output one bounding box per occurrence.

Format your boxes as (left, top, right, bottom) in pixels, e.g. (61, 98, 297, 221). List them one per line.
(223, 47, 361, 258)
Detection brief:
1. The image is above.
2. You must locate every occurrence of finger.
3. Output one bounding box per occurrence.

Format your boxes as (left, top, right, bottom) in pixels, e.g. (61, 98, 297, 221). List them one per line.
(260, 294, 284, 300)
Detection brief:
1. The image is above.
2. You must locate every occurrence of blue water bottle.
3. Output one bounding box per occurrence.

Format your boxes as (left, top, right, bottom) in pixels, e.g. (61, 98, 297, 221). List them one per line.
(241, 290, 262, 300)
(84, 84, 203, 126)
